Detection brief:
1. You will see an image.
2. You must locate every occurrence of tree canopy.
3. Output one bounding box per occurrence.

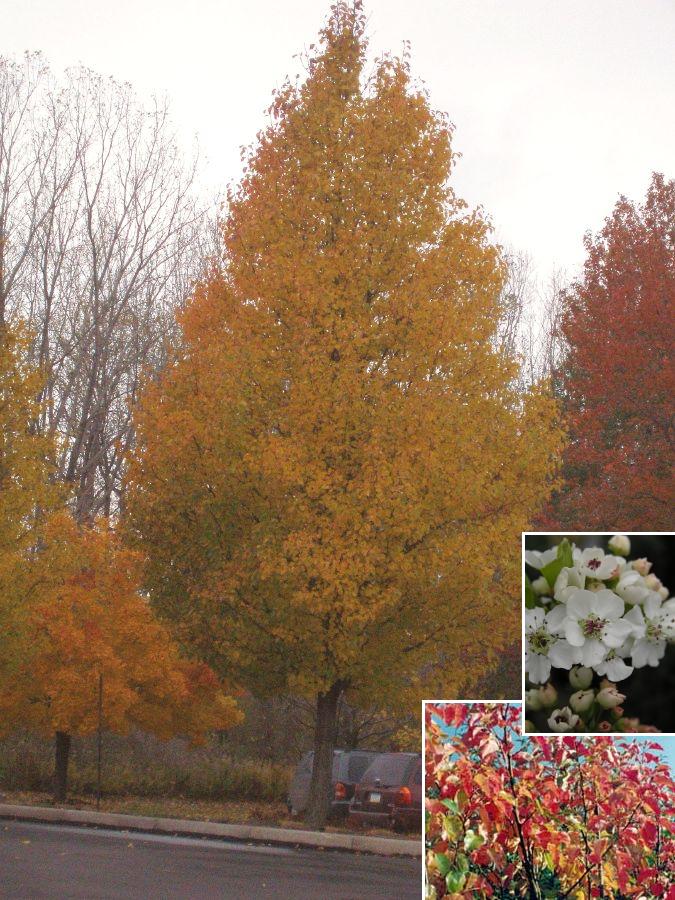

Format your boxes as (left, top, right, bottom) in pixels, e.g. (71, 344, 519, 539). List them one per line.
(544, 172, 674, 530)
(125, 1, 562, 825)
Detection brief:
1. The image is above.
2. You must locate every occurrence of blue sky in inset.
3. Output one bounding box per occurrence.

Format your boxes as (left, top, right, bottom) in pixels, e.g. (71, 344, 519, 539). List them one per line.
(429, 704, 674, 772)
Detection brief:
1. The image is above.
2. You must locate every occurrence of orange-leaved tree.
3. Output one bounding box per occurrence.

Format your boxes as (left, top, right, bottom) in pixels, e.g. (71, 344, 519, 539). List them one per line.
(0, 513, 241, 800)
(544, 172, 674, 530)
(0, 320, 60, 671)
(124, 1, 562, 827)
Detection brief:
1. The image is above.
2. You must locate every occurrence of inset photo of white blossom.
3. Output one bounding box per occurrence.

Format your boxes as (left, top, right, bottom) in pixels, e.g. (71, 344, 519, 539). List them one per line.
(523, 533, 675, 735)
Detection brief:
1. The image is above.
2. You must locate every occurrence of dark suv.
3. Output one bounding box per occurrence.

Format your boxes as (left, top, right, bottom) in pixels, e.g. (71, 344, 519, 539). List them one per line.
(287, 749, 381, 819)
(348, 752, 422, 830)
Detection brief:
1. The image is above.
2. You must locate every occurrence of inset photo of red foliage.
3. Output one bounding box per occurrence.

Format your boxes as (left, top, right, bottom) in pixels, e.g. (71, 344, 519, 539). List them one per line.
(425, 701, 675, 898)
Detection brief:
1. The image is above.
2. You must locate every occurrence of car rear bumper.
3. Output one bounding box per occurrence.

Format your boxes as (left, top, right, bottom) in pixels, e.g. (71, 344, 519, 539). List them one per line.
(348, 808, 392, 827)
(329, 800, 352, 818)
(391, 807, 422, 831)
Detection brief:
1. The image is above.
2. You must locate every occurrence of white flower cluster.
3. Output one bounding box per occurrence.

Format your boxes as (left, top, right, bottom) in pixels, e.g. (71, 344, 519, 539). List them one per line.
(525, 535, 675, 685)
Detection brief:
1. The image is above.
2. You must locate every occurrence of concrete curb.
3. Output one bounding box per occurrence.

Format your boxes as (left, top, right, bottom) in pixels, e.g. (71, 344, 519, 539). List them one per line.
(0, 803, 420, 858)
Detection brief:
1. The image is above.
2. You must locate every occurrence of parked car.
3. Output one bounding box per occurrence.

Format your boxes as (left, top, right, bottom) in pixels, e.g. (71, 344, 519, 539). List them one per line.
(286, 749, 381, 819)
(390, 755, 422, 831)
(348, 752, 422, 830)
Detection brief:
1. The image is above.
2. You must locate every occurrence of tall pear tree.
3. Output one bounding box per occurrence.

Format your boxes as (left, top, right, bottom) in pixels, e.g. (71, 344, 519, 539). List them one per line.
(125, 1, 562, 827)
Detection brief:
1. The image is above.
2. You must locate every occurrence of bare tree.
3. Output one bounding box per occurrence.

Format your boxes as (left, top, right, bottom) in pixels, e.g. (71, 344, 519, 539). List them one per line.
(1, 54, 209, 519)
(0, 54, 74, 327)
(496, 246, 570, 390)
(536, 267, 568, 384)
(498, 248, 535, 359)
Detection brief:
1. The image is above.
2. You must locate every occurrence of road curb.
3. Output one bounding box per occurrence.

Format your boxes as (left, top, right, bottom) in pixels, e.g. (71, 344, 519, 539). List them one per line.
(0, 803, 420, 857)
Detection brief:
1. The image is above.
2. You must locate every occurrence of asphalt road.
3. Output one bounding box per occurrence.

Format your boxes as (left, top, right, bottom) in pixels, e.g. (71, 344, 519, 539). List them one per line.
(0, 820, 420, 899)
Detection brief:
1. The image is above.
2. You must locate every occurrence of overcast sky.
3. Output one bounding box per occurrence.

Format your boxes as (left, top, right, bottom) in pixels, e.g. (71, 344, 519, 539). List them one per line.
(3, 0, 674, 283)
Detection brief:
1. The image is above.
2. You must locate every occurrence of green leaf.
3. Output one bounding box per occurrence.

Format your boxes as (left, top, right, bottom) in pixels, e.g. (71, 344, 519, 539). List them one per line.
(445, 871, 466, 893)
(455, 852, 469, 872)
(434, 852, 452, 877)
(541, 538, 573, 590)
(525, 574, 537, 609)
(464, 829, 485, 852)
(442, 814, 463, 840)
(441, 798, 459, 814)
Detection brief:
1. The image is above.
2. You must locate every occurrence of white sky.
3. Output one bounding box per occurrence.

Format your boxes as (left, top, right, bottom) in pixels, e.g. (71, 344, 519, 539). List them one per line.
(3, 0, 674, 283)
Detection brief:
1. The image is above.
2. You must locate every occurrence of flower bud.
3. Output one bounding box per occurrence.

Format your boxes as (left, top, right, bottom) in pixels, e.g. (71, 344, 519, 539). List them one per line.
(569, 689, 595, 713)
(524, 689, 543, 711)
(524, 719, 536, 733)
(598, 721, 612, 731)
(632, 558, 652, 576)
(538, 683, 558, 707)
(608, 534, 630, 556)
(569, 666, 593, 690)
(532, 576, 550, 596)
(610, 706, 624, 719)
(596, 687, 626, 709)
(547, 707, 580, 732)
(658, 586, 669, 600)
(645, 574, 662, 592)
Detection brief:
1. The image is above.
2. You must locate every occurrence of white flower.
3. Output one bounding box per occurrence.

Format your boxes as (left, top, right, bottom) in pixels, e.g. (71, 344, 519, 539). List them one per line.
(575, 548, 624, 581)
(625, 595, 675, 668)
(658, 586, 669, 601)
(525, 547, 559, 570)
(594, 641, 634, 681)
(525, 606, 568, 683)
(596, 686, 626, 709)
(615, 570, 650, 606)
(631, 558, 652, 576)
(563, 589, 634, 667)
(608, 534, 631, 556)
(553, 566, 585, 603)
(645, 574, 663, 592)
(548, 707, 580, 732)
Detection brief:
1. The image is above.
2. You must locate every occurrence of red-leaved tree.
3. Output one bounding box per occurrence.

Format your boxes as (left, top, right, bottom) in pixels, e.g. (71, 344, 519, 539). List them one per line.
(543, 172, 674, 530)
(425, 703, 675, 898)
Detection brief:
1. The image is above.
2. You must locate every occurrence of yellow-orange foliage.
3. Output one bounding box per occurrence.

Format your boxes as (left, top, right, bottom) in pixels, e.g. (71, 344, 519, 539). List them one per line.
(0, 513, 240, 741)
(0, 323, 60, 668)
(125, 3, 562, 706)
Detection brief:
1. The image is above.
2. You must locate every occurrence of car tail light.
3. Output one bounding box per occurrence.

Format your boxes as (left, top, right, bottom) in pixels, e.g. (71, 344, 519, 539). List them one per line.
(397, 786, 412, 806)
(334, 781, 347, 801)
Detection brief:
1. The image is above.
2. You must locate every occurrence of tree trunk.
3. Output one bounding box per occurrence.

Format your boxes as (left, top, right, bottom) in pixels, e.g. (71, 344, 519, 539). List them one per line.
(53, 731, 71, 802)
(305, 682, 344, 830)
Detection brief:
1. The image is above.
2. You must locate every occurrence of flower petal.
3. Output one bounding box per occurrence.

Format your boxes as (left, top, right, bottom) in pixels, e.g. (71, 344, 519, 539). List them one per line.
(602, 657, 633, 681)
(526, 653, 550, 684)
(602, 618, 635, 648)
(579, 639, 606, 667)
(549, 639, 580, 669)
(545, 604, 568, 634)
(592, 589, 624, 620)
(564, 618, 586, 647)
(526, 608, 545, 631)
(566, 590, 593, 619)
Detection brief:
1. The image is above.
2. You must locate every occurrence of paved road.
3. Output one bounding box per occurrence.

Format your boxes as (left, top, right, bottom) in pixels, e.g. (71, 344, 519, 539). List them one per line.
(0, 820, 420, 899)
